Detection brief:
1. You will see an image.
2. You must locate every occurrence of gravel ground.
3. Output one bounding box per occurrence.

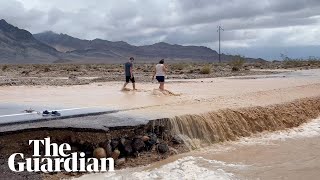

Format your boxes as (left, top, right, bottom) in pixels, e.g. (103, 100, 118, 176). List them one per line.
(0, 63, 282, 86)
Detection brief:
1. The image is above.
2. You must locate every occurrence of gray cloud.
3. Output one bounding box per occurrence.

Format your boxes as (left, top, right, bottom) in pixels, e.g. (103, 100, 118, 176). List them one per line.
(1, 0, 320, 59)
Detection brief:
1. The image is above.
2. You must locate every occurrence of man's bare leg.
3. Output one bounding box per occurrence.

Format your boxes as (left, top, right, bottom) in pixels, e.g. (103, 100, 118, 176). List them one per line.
(122, 82, 129, 90)
(159, 82, 164, 91)
(133, 83, 136, 90)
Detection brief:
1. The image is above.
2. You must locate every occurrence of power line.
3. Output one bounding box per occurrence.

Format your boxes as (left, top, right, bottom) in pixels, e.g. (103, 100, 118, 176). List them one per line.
(217, 25, 224, 63)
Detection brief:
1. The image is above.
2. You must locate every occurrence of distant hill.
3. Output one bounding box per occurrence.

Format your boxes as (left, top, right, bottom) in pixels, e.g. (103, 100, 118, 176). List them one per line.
(33, 31, 87, 52)
(34, 31, 223, 62)
(0, 19, 62, 64)
(0, 19, 266, 64)
(34, 31, 266, 63)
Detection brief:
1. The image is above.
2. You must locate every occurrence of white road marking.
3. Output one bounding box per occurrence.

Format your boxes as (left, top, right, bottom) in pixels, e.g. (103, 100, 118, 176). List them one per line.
(0, 107, 94, 118)
(0, 112, 38, 117)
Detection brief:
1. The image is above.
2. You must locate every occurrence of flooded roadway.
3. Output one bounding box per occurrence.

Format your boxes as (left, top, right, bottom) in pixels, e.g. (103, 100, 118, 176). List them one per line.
(0, 69, 320, 130)
(0, 69, 320, 179)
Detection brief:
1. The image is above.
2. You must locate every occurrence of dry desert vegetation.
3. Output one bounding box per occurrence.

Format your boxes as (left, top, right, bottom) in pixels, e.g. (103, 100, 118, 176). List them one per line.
(0, 59, 320, 86)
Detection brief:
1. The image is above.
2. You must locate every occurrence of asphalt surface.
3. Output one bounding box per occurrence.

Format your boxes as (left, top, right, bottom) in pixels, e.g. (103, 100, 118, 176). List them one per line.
(0, 101, 156, 133)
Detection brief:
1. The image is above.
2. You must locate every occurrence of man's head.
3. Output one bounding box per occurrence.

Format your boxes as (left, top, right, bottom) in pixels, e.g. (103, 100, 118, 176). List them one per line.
(159, 59, 164, 64)
(129, 57, 134, 63)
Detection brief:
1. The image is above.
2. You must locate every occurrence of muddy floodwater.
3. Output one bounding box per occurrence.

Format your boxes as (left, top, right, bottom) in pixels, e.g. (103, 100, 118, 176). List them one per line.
(79, 118, 320, 180)
(1, 69, 320, 117)
(1, 69, 320, 180)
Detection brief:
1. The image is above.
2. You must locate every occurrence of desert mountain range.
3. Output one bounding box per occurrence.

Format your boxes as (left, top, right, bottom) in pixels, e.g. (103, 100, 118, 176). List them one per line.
(0, 19, 265, 64)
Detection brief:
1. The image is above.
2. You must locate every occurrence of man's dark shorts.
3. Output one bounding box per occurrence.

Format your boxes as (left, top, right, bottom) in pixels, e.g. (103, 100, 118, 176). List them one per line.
(156, 76, 165, 82)
(126, 76, 135, 83)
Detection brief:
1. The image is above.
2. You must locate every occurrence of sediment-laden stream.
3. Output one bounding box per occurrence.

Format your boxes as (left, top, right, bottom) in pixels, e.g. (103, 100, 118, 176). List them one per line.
(0, 96, 319, 179)
(161, 96, 320, 149)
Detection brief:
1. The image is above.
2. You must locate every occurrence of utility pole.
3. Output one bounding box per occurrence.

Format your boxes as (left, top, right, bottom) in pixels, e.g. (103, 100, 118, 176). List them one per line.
(217, 25, 224, 63)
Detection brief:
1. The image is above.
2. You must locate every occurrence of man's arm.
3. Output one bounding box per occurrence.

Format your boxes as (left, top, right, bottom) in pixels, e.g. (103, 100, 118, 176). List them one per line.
(163, 65, 167, 73)
(130, 63, 133, 78)
(152, 66, 156, 80)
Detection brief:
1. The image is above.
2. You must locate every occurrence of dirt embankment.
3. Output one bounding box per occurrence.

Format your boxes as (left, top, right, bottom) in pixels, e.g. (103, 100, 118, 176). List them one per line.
(0, 123, 188, 180)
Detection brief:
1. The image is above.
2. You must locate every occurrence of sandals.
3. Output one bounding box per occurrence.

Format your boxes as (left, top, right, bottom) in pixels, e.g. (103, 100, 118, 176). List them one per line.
(42, 110, 61, 117)
(51, 111, 61, 116)
(42, 110, 50, 117)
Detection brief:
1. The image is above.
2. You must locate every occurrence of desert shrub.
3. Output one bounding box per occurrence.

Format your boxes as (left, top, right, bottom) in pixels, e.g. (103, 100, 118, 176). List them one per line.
(280, 55, 320, 68)
(280, 53, 291, 61)
(1, 65, 8, 71)
(171, 63, 189, 71)
(33, 64, 41, 69)
(276, 55, 319, 68)
(280, 53, 304, 68)
(200, 64, 211, 74)
(43, 67, 51, 72)
(21, 70, 31, 76)
(307, 56, 319, 61)
(283, 60, 304, 68)
(230, 55, 246, 71)
(306, 56, 320, 67)
(65, 65, 79, 72)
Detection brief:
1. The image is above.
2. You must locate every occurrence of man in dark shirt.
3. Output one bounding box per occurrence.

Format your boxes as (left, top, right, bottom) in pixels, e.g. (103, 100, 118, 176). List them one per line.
(122, 57, 136, 90)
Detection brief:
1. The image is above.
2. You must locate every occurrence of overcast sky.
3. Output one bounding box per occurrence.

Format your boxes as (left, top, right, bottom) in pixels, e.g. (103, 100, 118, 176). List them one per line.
(0, 0, 320, 60)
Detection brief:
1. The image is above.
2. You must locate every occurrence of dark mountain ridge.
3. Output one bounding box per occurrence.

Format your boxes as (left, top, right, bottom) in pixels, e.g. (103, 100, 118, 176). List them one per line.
(0, 19, 62, 64)
(0, 19, 265, 64)
(35, 31, 256, 63)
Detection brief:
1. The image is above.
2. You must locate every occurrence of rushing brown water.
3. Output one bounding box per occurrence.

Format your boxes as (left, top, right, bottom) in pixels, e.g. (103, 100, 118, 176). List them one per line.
(75, 70, 320, 180)
(78, 117, 320, 180)
(77, 97, 320, 180)
(158, 97, 320, 149)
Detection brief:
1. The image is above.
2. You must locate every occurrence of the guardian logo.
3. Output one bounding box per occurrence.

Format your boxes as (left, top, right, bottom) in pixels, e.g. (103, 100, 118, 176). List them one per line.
(8, 138, 114, 173)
